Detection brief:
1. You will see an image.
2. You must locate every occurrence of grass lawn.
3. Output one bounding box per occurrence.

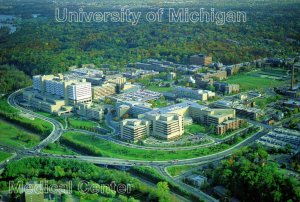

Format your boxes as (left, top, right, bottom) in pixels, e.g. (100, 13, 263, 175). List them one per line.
(67, 117, 97, 130)
(166, 165, 197, 177)
(150, 98, 169, 108)
(147, 85, 174, 92)
(0, 120, 41, 148)
(61, 131, 233, 161)
(0, 97, 53, 136)
(253, 95, 282, 109)
(99, 121, 112, 132)
(42, 142, 78, 155)
(184, 123, 207, 134)
(0, 151, 12, 162)
(258, 68, 288, 76)
(36, 111, 66, 127)
(226, 72, 284, 91)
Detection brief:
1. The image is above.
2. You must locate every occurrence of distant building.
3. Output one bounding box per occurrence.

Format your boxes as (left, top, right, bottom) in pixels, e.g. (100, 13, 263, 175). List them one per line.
(31, 74, 92, 107)
(167, 72, 176, 81)
(23, 90, 67, 114)
(135, 59, 174, 72)
(144, 101, 239, 138)
(185, 174, 207, 187)
(117, 104, 131, 118)
(122, 83, 140, 94)
(120, 119, 150, 142)
(77, 103, 104, 121)
(148, 113, 184, 140)
(234, 106, 261, 121)
(173, 87, 215, 101)
(190, 54, 212, 66)
(104, 75, 127, 85)
(283, 100, 300, 108)
(213, 82, 240, 94)
(213, 100, 262, 121)
(25, 67, 130, 121)
(188, 76, 196, 84)
(273, 111, 284, 121)
(263, 58, 283, 67)
(123, 69, 159, 80)
(67, 82, 92, 105)
(213, 186, 229, 198)
(226, 65, 241, 76)
(216, 119, 245, 135)
(197, 71, 227, 80)
(210, 62, 223, 70)
(195, 78, 214, 89)
(92, 83, 116, 100)
(116, 101, 153, 118)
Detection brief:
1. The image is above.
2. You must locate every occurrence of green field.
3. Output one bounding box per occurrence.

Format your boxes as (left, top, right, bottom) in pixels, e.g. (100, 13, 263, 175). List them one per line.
(60, 131, 234, 160)
(166, 165, 197, 177)
(0, 151, 12, 162)
(0, 98, 53, 136)
(0, 120, 41, 148)
(149, 98, 169, 108)
(184, 123, 207, 134)
(226, 72, 284, 91)
(67, 117, 97, 130)
(42, 142, 78, 155)
(147, 85, 174, 93)
(99, 121, 112, 131)
(253, 95, 282, 109)
(36, 111, 66, 127)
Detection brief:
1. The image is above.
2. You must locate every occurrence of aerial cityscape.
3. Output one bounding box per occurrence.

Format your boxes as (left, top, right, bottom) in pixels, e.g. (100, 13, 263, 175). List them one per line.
(0, 0, 299, 202)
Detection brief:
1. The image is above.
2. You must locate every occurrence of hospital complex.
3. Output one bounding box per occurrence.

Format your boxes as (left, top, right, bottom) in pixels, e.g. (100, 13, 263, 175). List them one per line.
(22, 67, 245, 143)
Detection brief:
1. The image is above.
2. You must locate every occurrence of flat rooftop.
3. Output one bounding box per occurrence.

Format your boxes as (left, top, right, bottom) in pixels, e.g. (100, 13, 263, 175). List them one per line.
(147, 101, 208, 115)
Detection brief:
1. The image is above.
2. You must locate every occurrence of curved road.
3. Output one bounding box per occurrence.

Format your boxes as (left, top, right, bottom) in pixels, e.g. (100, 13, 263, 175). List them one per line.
(7, 88, 64, 152)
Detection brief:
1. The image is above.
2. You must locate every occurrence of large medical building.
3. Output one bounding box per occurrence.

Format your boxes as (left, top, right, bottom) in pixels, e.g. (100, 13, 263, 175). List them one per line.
(120, 101, 243, 141)
(22, 67, 115, 119)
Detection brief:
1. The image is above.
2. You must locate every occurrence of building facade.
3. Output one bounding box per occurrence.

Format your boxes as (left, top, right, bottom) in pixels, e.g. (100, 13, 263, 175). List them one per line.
(174, 87, 215, 101)
(67, 82, 92, 105)
(213, 82, 240, 94)
(120, 119, 150, 142)
(92, 83, 116, 100)
(190, 54, 212, 66)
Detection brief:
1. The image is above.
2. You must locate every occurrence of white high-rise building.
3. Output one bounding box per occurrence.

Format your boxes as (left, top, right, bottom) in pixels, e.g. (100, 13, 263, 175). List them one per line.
(45, 80, 65, 97)
(33, 75, 55, 92)
(33, 75, 42, 91)
(67, 82, 92, 104)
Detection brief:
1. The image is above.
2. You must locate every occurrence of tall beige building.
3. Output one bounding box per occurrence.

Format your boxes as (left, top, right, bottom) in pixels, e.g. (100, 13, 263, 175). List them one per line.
(190, 54, 212, 66)
(151, 114, 184, 140)
(143, 101, 238, 139)
(120, 119, 150, 142)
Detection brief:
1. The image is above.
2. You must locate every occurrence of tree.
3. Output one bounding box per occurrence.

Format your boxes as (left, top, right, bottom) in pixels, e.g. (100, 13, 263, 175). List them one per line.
(123, 114, 129, 120)
(104, 98, 113, 105)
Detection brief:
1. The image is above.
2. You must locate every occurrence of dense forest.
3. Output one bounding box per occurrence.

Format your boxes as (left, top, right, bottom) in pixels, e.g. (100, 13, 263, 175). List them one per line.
(0, 65, 32, 94)
(0, 157, 177, 202)
(211, 144, 300, 202)
(0, 0, 299, 79)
